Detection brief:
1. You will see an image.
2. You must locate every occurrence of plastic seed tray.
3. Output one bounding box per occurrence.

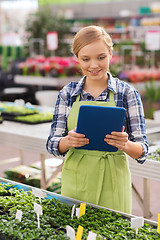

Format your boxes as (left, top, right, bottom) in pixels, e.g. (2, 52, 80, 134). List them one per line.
(0, 177, 157, 227)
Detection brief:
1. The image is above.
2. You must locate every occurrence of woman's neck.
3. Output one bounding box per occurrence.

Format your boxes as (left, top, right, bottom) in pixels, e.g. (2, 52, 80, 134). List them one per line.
(83, 76, 108, 100)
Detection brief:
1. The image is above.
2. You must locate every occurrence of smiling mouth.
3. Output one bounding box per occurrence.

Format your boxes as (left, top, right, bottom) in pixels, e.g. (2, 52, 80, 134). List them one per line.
(89, 70, 101, 74)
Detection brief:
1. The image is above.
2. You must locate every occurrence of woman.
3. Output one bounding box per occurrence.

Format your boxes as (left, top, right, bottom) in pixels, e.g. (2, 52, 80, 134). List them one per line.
(46, 25, 148, 214)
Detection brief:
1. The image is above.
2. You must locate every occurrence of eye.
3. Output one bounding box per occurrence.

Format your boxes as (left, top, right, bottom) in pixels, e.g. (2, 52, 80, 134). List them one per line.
(82, 58, 89, 62)
(98, 56, 105, 60)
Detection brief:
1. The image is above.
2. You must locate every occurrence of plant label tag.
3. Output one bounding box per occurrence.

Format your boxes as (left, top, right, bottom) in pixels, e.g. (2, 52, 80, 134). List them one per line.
(34, 202, 43, 215)
(76, 208, 80, 218)
(79, 203, 86, 218)
(158, 214, 160, 234)
(87, 231, 97, 240)
(37, 213, 40, 228)
(16, 210, 23, 222)
(131, 217, 144, 234)
(66, 225, 76, 240)
(71, 204, 76, 219)
(76, 225, 83, 240)
(32, 188, 47, 203)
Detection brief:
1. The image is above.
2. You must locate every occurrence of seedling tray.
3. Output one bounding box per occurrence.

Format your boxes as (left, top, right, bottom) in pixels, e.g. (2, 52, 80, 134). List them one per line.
(0, 177, 158, 240)
(1, 112, 53, 124)
(1, 112, 37, 121)
(13, 112, 53, 124)
(0, 102, 39, 121)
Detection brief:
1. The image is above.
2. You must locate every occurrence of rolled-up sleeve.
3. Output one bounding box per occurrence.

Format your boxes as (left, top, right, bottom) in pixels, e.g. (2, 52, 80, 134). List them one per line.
(46, 88, 70, 157)
(125, 87, 149, 164)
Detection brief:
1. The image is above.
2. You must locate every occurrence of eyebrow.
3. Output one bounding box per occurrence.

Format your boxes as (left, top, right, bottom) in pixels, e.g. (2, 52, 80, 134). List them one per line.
(80, 53, 106, 58)
(80, 55, 89, 58)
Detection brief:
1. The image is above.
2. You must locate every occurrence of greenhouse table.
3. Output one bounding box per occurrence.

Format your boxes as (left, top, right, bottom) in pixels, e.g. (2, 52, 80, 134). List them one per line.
(129, 144, 160, 219)
(129, 119, 160, 218)
(0, 120, 63, 189)
(145, 119, 160, 145)
(14, 75, 80, 89)
(14, 76, 160, 92)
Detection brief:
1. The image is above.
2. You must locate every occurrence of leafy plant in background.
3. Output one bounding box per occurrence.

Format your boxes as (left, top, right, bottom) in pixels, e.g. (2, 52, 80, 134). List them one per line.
(25, 6, 72, 57)
(144, 80, 160, 103)
(0, 104, 38, 115)
(143, 80, 160, 118)
(147, 148, 160, 161)
(14, 112, 53, 123)
(110, 63, 123, 78)
(139, 42, 160, 68)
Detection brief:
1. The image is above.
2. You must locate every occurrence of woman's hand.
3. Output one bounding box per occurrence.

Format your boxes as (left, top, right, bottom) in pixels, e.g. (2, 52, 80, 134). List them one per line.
(67, 127, 89, 148)
(58, 128, 89, 154)
(104, 126, 128, 151)
(104, 126, 143, 159)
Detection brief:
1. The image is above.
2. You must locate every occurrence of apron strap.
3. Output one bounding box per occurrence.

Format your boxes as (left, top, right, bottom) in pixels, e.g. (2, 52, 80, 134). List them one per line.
(75, 94, 81, 102)
(109, 91, 115, 105)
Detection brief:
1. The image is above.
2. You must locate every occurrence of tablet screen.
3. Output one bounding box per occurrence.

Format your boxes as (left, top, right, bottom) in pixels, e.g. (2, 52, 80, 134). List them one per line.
(76, 105, 126, 152)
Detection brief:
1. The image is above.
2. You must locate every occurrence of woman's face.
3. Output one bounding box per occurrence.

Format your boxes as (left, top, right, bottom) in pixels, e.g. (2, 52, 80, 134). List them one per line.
(77, 39, 112, 83)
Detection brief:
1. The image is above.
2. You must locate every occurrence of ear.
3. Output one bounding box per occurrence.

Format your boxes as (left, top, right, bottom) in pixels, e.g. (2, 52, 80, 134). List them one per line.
(109, 52, 112, 60)
(75, 55, 80, 64)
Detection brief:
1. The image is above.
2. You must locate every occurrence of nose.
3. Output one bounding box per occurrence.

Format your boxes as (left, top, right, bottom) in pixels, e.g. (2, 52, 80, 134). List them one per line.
(90, 59, 98, 68)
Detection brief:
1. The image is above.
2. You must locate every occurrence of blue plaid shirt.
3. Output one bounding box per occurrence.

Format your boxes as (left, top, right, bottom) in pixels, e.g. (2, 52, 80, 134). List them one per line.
(46, 73, 148, 163)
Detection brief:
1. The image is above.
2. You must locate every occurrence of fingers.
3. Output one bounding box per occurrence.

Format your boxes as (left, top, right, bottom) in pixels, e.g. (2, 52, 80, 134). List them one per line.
(68, 129, 89, 148)
(104, 131, 128, 151)
(68, 127, 127, 150)
(122, 126, 125, 132)
(68, 129, 86, 139)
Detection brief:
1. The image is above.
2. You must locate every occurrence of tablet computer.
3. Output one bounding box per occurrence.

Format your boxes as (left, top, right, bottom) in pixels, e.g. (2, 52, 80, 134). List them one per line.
(76, 105, 126, 152)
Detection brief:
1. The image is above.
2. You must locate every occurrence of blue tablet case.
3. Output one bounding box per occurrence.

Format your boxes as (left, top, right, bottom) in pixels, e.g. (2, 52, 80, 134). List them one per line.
(76, 105, 126, 152)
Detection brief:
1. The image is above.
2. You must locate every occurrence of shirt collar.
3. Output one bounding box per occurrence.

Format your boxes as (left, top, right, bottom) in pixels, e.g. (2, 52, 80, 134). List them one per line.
(107, 72, 117, 94)
(71, 75, 86, 98)
(71, 72, 117, 98)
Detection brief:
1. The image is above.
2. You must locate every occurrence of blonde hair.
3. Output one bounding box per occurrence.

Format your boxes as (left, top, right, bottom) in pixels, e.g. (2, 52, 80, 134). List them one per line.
(72, 25, 113, 57)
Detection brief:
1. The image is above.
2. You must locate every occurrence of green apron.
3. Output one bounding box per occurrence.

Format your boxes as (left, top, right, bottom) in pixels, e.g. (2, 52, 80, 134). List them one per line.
(61, 91, 132, 214)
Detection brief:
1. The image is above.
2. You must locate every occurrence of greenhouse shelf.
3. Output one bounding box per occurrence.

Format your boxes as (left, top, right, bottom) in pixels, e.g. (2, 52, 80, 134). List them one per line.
(145, 119, 160, 145)
(14, 75, 80, 88)
(128, 146, 160, 182)
(0, 177, 157, 227)
(128, 144, 160, 219)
